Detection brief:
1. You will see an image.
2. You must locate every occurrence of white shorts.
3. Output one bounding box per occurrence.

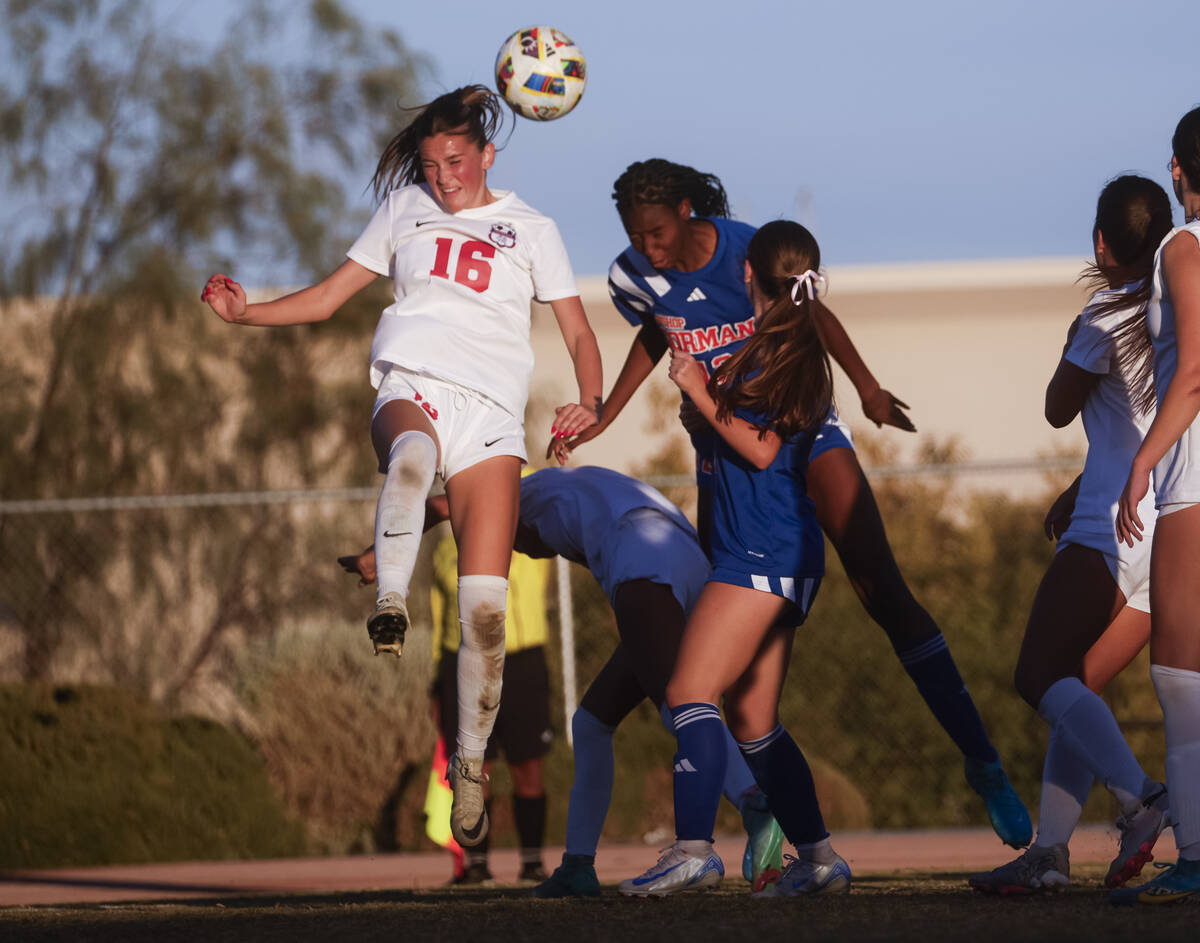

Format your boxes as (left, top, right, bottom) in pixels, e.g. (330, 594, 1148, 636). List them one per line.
(372, 365, 526, 481)
(1059, 538, 1150, 614)
(1157, 501, 1200, 518)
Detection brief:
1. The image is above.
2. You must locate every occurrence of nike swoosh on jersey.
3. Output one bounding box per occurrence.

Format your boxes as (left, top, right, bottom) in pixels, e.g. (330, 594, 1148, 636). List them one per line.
(415, 219, 438, 227)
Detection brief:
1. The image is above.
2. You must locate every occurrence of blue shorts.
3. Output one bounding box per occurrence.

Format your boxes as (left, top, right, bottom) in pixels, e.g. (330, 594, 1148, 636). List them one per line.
(708, 567, 821, 627)
(601, 508, 709, 614)
(693, 411, 854, 486)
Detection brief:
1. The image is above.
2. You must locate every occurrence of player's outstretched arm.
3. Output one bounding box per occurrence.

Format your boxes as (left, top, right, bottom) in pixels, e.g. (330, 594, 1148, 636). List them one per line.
(550, 327, 663, 464)
(548, 295, 603, 439)
(668, 348, 780, 470)
(811, 299, 916, 432)
(201, 259, 378, 327)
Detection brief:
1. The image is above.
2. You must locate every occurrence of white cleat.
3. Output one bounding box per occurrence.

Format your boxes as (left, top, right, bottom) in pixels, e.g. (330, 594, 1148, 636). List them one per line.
(618, 843, 724, 897)
(753, 853, 852, 897)
(447, 753, 489, 847)
(367, 592, 408, 658)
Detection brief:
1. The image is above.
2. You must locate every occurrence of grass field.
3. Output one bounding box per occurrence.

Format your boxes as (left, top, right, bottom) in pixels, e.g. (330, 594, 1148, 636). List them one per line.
(2, 866, 1197, 943)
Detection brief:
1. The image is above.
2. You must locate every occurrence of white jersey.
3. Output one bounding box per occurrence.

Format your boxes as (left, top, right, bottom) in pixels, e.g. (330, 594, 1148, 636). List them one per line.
(1147, 221, 1200, 505)
(347, 183, 579, 418)
(518, 466, 709, 613)
(1059, 283, 1157, 557)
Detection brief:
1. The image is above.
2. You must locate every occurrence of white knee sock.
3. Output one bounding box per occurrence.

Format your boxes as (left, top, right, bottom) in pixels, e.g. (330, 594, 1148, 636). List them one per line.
(1035, 729, 1093, 846)
(456, 574, 509, 760)
(1037, 677, 1150, 815)
(374, 431, 437, 602)
(1151, 664, 1200, 861)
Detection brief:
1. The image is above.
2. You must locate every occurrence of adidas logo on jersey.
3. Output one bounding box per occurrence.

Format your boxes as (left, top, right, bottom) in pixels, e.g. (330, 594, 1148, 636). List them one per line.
(673, 758, 698, 773)
(685, 287, 707, 302)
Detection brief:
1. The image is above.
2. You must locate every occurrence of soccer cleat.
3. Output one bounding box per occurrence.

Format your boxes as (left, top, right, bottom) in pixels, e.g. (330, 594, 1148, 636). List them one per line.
(447, 753, 489, 847)
(1106, 784, 1169, 888)
(618, 843, 724, 897)
(450, 861, 494, 887)
(532, 853, 601, 898)
(519, 862, 549, 883)
(752, 852, 852, 897)
(740, 790, 785, 890)
(968, 843, 1070, 895)
(367, 592, 408, 657)
(1110, 858, 1200, 905)
(964, 757, 1033, 848)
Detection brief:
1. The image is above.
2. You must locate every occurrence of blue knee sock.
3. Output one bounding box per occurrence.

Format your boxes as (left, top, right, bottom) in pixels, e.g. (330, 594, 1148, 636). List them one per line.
(565, 708, 615, 857)
(898, 633, 998, 763)
(738, 724, 828, 846)
(662, 702, 755, 810)
(670, 702, 727, 842)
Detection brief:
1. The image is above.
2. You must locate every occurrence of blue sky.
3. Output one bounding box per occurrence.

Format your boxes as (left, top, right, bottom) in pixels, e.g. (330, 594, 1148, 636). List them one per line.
(191, 0, 1196, 275)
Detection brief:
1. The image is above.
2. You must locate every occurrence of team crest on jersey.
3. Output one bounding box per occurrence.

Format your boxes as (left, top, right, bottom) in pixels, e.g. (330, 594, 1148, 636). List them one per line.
(489, 222, 517, 248)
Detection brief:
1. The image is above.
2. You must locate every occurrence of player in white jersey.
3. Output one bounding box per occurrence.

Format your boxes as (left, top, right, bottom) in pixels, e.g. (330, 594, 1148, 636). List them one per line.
(970, 176, 1174, 896)
(1115, 106, 1200, 905)
(202, 86, 603, 849)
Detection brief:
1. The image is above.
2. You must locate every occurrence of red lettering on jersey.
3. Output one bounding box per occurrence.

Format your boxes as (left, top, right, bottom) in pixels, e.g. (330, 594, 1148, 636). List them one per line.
(421, 401, 439, 421)
(430, 238, 495, 294)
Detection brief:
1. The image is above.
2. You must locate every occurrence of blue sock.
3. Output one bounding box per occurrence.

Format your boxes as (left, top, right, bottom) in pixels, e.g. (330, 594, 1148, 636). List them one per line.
(565, 708, 615, 857)
(663, 702, 756, 812)
(739, 724, 828, 846)
(898, 633, 998, 763)
(670, 702, 727, 842)
(721, 727, 758, 812)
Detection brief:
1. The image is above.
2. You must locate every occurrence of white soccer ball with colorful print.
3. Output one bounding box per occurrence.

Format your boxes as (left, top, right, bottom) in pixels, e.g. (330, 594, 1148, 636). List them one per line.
(494, 26, 586, 121)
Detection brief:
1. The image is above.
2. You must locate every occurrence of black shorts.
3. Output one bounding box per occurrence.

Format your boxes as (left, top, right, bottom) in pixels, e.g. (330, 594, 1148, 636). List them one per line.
(436, 646, 553, 764)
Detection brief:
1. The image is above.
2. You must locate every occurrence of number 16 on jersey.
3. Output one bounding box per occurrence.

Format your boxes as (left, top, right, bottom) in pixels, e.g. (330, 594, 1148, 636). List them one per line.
(430, 238, 495, 294)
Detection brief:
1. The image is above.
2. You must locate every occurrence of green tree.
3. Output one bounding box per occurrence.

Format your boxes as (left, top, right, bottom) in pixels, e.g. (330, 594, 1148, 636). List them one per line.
(0, 0, 424, 692)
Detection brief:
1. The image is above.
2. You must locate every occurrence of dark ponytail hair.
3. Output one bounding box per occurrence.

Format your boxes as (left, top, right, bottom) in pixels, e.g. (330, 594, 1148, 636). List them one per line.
(611, 159, 730, 220)
(370, 85, 506, 202)
(1084, 175, 1173, 415)
(1173, 105, 1200, 193)
(710, 220, 832, 439)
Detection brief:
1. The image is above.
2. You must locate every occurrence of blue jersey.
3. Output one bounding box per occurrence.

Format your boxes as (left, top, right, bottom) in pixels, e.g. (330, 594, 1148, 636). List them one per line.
(608, 217, 757, 380)
(708, 406, 824, 613)
(518, 466, 709, 612)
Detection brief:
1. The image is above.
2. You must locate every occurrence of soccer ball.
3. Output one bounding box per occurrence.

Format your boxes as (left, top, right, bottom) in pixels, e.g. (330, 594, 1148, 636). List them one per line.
(494, 26, 586, 121)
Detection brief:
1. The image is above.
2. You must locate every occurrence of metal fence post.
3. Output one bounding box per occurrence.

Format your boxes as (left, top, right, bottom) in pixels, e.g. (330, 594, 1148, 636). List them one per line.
(556, 555, 577, 746)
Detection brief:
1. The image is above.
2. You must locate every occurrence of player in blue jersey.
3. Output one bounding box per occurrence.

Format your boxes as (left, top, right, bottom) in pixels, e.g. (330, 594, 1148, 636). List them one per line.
(560, 158, 1030, 848)
(620, 221, 848, 897)
(507, 466, 785, 897)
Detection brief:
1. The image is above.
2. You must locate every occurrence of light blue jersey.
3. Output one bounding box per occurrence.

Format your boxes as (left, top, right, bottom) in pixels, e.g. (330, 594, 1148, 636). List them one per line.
(518, 466, 710, 613)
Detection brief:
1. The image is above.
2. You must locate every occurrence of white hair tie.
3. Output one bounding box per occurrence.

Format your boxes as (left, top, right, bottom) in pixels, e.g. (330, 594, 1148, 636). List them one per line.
(788, 270, 824, 303)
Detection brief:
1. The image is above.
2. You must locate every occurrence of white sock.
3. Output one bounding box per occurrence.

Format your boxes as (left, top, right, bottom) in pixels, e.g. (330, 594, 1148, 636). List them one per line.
(1035, 729, 1092, 847)
(374, 431, 437, 602)
(1151, 664, 1200, 861)
(1037, 677, 1149, 815)
(455, 574, 509, 759)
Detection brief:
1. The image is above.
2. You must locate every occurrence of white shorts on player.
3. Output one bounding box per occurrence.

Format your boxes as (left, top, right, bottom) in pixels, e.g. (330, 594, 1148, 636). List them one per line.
(372, 364, 527, 480)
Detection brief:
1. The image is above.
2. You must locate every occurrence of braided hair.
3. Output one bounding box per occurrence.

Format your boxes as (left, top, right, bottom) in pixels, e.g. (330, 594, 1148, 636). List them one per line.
(611, 159, 730, 219)
(370, 85, 506, 202)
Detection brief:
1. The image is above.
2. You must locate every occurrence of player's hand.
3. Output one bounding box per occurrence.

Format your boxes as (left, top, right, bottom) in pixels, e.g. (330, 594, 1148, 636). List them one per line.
(201, 273, 248, 323)
(551, 402, 599, 440)
(678, 399, 708, 435)
(1116, 464, 1150, 548)
(546, 420, 602, 465)
(337, 546, 376, 586)
(1043, 486, 1077, 541)
(862, 387, 916, 432)
(667, 349, 705, 397)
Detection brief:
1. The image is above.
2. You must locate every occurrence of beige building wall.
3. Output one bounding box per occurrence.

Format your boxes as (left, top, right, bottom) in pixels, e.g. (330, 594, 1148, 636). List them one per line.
(528, 259, 1094, 483)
